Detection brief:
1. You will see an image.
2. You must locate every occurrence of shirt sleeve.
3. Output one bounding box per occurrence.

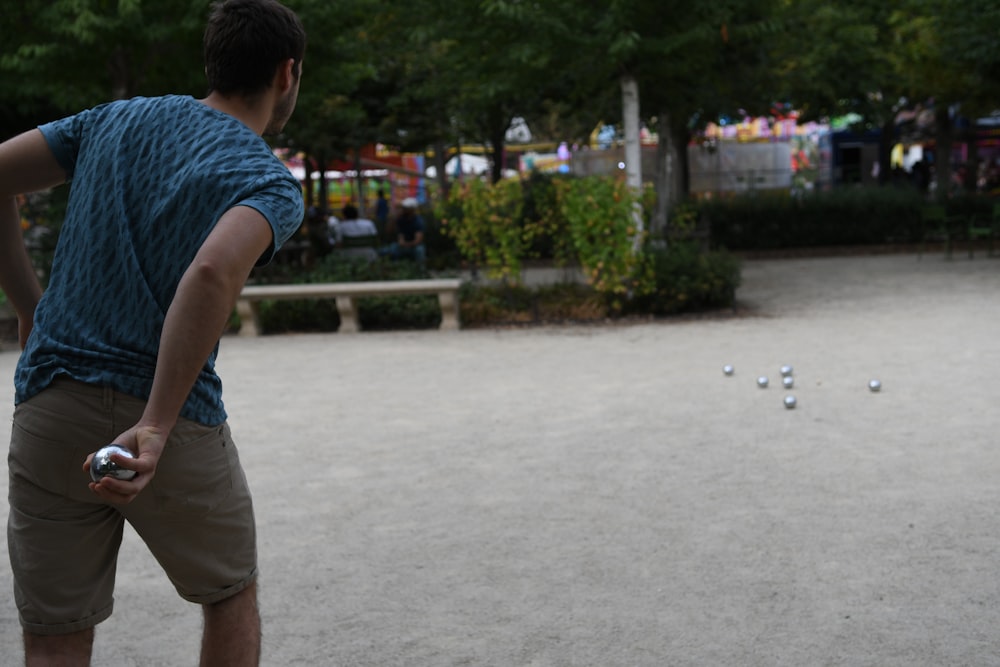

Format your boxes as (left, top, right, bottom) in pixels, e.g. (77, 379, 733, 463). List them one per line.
(38, 112, 87, 177)
(238, 170, 304, 266)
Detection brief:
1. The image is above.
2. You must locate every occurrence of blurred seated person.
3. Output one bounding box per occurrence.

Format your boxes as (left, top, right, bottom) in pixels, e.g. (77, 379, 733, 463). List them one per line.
(325, 209, 339, 246)
(381, 197, 425, 263)
(334, 203, 378, 261)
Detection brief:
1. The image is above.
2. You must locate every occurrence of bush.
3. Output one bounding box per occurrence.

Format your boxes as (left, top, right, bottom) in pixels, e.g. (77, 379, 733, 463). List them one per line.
(441, 173, 653, 300)
(624, 242, 742, 316)
(254, 257, 447, 334)
(459, 282, 606, 326)
(555, 175, 653, 298)
(416, 205, 461, 272)
(439, 177, 527, 282)
(699, 187, 930, 251)
(257, 297, 340, 334)
(459, 242, 741, 326)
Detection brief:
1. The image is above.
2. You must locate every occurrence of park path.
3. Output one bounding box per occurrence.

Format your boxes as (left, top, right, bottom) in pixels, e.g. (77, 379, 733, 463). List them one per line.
(2, 252, 1000, 666)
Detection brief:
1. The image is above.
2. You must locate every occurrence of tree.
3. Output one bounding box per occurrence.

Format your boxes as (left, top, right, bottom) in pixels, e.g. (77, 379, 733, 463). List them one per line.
(920, 0, 1000, 192)
(771, 0, 905, 185)
(372, 0, 585, 185)
(773, 0, 1000, 194)
(554, 1, 782, 236)
(0, 0, 205, 123)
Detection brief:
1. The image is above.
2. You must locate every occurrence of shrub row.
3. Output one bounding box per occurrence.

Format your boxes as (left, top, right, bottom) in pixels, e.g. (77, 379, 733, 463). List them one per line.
(250, 241, 741, 333)
(253, 257, 443, 334)
(696, 187, 996, 251)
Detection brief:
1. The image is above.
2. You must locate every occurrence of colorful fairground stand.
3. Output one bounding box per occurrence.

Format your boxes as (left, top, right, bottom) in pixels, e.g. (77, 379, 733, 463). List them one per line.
(276, 145, 427, 218)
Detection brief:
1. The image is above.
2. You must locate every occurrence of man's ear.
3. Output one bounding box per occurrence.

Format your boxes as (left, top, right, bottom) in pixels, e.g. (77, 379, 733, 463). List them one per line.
(275, 58, 296, 94)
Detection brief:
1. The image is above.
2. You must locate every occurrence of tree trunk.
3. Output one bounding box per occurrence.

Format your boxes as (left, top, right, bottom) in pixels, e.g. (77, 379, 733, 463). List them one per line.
(302, 156, 315, 210)
(433, 140, 450, 198)
(489, 125, 507, 185)
(934, 106, 952, 202)
(317, 154, 329, 215)
(652, 111, 672, 241)
(621, 74, 642, 191)
(676, 127, 691, 197)
(353, 150, 365, 216)
(652, 116, 693, 242)
(964, 125, 979, 193)
(878, 118, 895, 186)
(620, 73, 644, 252)
(108, 47, 133, 100)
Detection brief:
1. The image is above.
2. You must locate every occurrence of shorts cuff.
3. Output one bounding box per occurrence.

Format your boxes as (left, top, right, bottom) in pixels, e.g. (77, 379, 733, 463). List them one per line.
(20, 600, 114, 636)
(180, 568, 258, 605)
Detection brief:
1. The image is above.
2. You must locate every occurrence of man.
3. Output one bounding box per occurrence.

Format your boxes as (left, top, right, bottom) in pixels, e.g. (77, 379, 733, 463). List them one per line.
(333, 203, 379, 260)
(374, 188, 389, 233)
(382, 197, 426, 263)
(0, 1, 306, 664)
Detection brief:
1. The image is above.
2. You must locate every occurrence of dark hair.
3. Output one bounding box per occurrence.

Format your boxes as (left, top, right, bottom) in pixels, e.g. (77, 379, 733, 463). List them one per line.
(204, 0, 306, 98)
(341, 204, 359, 220)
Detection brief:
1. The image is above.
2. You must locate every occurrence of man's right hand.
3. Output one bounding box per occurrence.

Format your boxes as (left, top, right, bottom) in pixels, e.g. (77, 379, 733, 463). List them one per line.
(82, 424, 169, 505)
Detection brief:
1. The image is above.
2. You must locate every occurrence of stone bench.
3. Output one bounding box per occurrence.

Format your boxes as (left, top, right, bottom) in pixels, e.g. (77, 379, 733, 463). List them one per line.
(236, 279, 462, 336)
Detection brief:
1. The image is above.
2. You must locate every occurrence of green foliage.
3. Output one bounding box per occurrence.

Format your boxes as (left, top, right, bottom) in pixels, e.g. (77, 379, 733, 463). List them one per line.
(520, 172, 574, 265)
(414, 205, 461, 272)
(701, 188, 929, 250)
(0, 0, 205, 119)
(439, 173, 740, 324)
(250, 226, 741, 333)
(458, 282, 606, 326)
(256, 295, 340, 334)
(458, 242, 741, 326)
(281, 0, 387, 159)
(254, 256, 444, 334)
(664, 198, 701, 238)
(555, 176, 653, 299)
(624, 242, 742, 316)
(439, 178, 526, 282)
(442, 174, 654, 299)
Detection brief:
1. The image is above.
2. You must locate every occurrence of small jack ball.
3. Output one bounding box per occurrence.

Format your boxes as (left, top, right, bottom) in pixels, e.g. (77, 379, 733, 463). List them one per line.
(90, 445, 137, 482)
(784, 395, 797, 409)
(723, 365, 735, 376)
(757, 376, 769, 388)
(869, 379, 882, 392)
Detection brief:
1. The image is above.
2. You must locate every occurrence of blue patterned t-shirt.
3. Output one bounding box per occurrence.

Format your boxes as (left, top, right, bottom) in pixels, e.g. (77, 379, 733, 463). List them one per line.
(16, 95, 304, 425)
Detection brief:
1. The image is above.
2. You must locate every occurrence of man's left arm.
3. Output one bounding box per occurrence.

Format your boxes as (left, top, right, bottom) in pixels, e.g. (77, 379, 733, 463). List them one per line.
(0, 130, 67, 347)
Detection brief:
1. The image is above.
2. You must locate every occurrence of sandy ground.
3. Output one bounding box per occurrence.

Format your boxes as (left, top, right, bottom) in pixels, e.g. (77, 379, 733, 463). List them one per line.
(2, 252, 1000, 666)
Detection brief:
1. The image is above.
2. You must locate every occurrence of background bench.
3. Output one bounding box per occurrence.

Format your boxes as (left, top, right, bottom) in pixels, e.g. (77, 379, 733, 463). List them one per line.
(236, 279, 462, 335)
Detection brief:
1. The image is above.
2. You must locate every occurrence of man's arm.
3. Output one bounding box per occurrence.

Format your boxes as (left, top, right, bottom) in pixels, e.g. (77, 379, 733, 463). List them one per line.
(400, 222, 425, 248)
(0, 130, 68, 346)
(87, 205, 274, 503)
(398, 230, 425, 248)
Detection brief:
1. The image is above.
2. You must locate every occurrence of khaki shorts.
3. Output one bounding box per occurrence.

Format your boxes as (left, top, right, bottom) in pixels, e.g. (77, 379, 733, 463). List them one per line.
(7, 378, 257, 636)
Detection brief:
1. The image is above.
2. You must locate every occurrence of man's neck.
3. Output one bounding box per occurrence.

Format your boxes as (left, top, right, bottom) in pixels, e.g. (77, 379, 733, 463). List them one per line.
(200, 92, 268, 136)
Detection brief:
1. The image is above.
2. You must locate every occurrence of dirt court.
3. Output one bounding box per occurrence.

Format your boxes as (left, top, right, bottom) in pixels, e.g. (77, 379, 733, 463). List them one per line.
(2, 252, 1000, 666)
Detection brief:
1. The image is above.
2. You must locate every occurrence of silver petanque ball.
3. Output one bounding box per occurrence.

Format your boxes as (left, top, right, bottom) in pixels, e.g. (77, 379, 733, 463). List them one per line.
(784, 395, 797, 409)
(757, 376, 769, 388)
(90, 445, 137, 482)
(723, 365, 735, 376)
(780, 365, 794, 377)
(782, 376, 794, 389)
(868, 379, 882, 392)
